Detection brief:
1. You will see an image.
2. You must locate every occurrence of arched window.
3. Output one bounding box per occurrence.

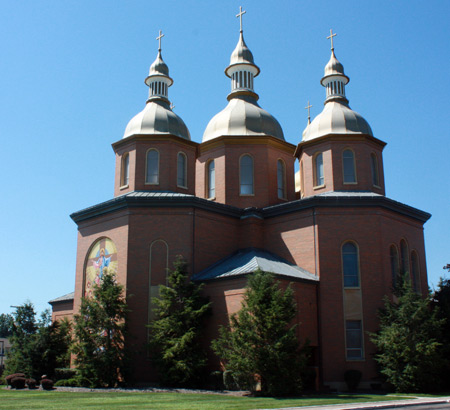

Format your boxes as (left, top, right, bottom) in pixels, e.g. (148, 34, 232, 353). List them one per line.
(207, 160, 215, 199)
(277, 159, 286, 199)
(371, 153, 380, 186)
(146, 149, 159, 184)
(177, 152, 187, 188)
(121, 153, 129, 187)
(240, 154, 254, 195)
(411, 251, 421, 292)
(390, 245, 399, 288)
(343, 149, 356, 183)
(342, 242, 360, 288)
(300, 160, 305, 197)
(346, 320, 363, 360)
(400, 239, 409, 276)
(314, 153, 324, 187)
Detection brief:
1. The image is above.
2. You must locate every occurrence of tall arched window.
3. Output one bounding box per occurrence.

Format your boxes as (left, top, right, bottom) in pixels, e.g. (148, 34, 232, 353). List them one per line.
(314, 153, 324, 187)
(177, 152, 187, 188)
(390, 245, 399, 288)
(121, 153, 129, 187)
(146, 149, 159, 184)
(343, 149, 356, 183)
(207, 160, 215, 199)
(400, 239, 409, 276)
(300, 160, 305, 197)
(411, 251, 421, 292)
(371, 153, 380, 186)
(277, 159, 286, 199)
(342, 242, 360, 288)
(240, 154, 254, 195)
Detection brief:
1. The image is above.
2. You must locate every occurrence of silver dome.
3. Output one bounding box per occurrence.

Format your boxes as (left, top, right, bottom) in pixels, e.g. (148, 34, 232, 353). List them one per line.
(203, 94, 284, 142)
(302, 101, 372, 141)
(123, 100, 191, 140)
(149, 50, 170, 77)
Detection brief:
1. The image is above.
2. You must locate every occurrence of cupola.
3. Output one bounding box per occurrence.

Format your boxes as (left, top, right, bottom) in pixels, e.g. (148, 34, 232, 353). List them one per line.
(123, 31, 190, 141)
(302, 30, 372, 142)
(202, 7, 284, 142)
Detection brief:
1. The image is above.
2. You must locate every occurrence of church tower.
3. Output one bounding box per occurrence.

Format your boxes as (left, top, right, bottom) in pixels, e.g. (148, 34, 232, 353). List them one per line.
(296, 30, 386, 198)
(112, 31, 196, 197)
(197, 7, 296, 209)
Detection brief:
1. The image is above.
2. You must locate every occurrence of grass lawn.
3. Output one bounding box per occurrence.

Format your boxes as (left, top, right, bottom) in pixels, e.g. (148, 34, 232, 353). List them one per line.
(0, 388, 411, 410)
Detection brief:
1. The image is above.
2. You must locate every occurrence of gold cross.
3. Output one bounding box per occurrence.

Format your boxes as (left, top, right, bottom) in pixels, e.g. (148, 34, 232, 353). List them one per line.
(236, 6, 246, 32)
(156, 30, 164, 51)
(305, 100, 312, 124)
(327, 29, 337, 51)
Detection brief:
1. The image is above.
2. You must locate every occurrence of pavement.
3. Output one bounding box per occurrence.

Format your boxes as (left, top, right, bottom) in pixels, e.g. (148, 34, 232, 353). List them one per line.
(262, 396, 450, 410)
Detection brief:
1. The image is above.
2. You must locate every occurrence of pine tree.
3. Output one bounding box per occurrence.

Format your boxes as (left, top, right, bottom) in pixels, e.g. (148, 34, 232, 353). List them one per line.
(370, 275, 445, 392)
(72, 273, 129, 388)
(212, 270, 308, 396)
(0, 313, 13, 338)
(148, 256, 211, 387)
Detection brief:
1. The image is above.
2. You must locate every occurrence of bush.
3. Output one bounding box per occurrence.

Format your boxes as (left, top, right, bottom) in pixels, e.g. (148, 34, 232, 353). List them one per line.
(54, 368, 77, 381)
(344, 370, 362, 391)
(6, 373, 25, 387)
(11, 377, 26, 389)
(26, 378, 37, 389)
(208, 371, 224, 390)
(41, 378, 54, 390)
(223, 370, 238, 391)
(54, 378, 80, 387)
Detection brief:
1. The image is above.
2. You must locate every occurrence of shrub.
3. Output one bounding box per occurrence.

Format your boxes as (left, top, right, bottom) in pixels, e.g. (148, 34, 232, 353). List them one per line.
(223, 370, 238, 391)
(208, 371, 224, 390)
(26, 378, 37, 389)
(11, 377, 26, 389)
(54, 368, 77, 381)
(54, 378, 80, 387)
(344, 369, 362, 391)
(41, 378, 54, 390)
(6, 373, 25, 387)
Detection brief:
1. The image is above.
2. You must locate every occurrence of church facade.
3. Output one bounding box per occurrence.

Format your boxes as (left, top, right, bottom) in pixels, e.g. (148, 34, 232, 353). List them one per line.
(50, 18, 430, 390)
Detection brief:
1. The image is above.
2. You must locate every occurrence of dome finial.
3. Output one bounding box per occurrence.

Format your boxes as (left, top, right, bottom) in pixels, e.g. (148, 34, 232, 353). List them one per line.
(327, 29, 337, 51)
(156, 29, 164, 53)
(305, 100, 312, 125)
(236, 6, 246, 33)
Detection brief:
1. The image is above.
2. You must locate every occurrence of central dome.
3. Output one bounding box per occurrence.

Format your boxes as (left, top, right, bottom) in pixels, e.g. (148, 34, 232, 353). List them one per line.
(203, 94, 284, 142)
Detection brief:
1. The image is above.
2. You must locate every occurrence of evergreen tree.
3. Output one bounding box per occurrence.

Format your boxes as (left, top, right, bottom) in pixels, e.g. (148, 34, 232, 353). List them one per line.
(212, 270, 308, 396)
(370, 275, 445, 392)
(0, 313, 13, 338)
(72, 273, 129, 388)
(148, 256, 211, 387)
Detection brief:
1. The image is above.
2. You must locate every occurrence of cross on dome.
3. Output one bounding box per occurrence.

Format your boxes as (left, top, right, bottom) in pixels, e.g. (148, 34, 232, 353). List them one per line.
(305, 100, 312, 124)
(327, 29, 337, 51)
(236, 6, 246, 33)
(156, 30, 164, 52)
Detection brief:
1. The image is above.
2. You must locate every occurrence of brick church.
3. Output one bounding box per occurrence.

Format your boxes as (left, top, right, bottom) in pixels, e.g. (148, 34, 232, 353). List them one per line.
(50, 13, 430, 389)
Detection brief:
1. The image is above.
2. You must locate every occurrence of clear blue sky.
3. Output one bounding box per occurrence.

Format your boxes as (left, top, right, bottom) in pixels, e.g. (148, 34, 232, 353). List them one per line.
(1, 1, 449, 315)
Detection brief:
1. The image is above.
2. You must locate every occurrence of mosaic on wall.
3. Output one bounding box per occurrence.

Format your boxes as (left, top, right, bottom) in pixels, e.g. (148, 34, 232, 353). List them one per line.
(84, 237, 118, 298)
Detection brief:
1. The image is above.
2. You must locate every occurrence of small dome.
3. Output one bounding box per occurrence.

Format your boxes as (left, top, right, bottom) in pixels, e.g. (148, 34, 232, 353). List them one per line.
(203, 95, 284, 142)
(324, 50, 346, 77)
(226, 32, 260, 77)
(302, 101, 372, 141)
(123, 100, 191, 140)
(149, 51, 169, 77)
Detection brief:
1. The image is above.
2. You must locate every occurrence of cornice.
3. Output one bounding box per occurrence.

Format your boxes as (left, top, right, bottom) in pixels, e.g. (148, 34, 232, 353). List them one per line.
(112, 134, 199, 151)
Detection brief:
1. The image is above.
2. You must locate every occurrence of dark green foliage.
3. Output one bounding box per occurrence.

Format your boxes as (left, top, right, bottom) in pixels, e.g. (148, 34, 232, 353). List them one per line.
(212, 270, 309, 396)
(370, 275, 445, 392)
(54, 378, 81, 387)
(148, 257, 211, 388)
(72, 273, 129, 388)
(344, 370, 362, 391)
(41, 378, 54, 390)
(4, 304, 71, 382)
(54, 367, 78, 381)
(0, 313, 14, 338)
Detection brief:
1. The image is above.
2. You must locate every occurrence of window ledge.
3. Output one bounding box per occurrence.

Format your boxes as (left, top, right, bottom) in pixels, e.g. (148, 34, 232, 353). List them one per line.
(144, 182, 160, 186)
(346, 358, 365, 362)
(313, 184, 326, 190)
(343, 182, 358, 185)
(119, 185, 129, 190)
(373, 184, 381, 189)
(240, 194, 255, 197)
(177, 185, 188, 190)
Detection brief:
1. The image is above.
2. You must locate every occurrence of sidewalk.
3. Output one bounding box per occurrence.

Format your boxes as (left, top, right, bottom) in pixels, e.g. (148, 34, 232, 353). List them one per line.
(262, 396, 450, 410)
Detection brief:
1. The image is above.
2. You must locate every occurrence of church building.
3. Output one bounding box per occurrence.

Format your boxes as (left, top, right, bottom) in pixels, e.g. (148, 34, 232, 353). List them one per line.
(50, 10, 430, 390)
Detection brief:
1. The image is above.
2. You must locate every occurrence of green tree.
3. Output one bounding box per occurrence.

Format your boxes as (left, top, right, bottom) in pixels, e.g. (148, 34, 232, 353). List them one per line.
(148, 257, 211, 387)
(0, 314, 13, 338)
(212, 270, 308, 396)
(370, 275, 445, 392)
(72, 274, 129, 388)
